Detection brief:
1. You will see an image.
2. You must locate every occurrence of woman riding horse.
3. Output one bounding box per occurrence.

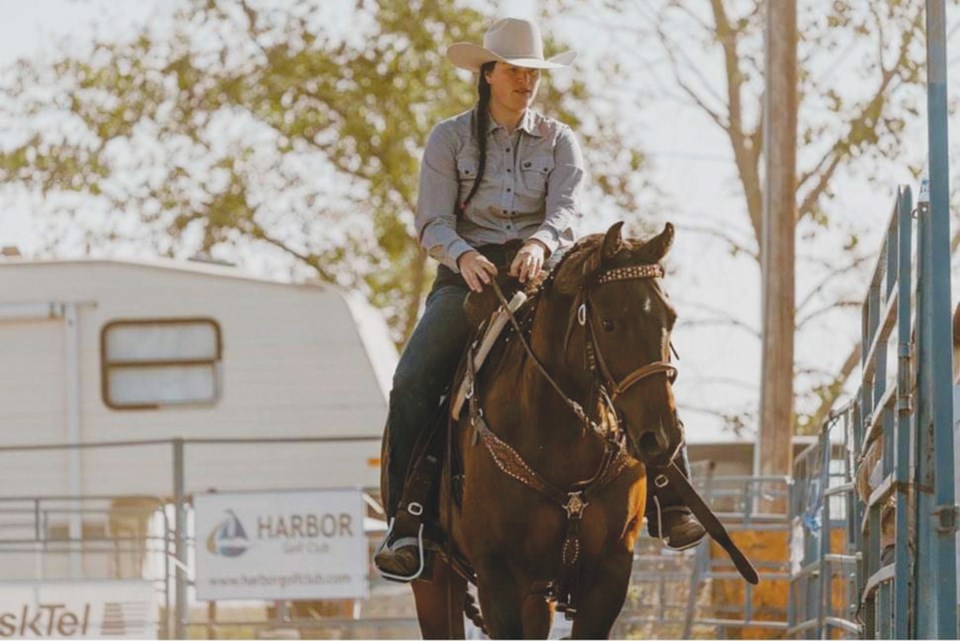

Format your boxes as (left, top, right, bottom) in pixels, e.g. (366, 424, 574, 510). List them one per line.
(375, 17, 705, 580)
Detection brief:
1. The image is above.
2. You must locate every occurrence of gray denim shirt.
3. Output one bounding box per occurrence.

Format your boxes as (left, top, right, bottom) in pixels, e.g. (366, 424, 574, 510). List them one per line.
(415, 108, 584, 272)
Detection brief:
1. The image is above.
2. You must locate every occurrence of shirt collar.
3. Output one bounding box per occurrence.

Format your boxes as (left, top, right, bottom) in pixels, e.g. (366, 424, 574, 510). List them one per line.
(485, 109, 543, 138)
(518, 110, 543, 137)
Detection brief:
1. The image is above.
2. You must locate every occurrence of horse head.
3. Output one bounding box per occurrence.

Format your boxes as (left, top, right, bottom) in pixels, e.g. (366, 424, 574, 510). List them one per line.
(552, 221, 683, 466)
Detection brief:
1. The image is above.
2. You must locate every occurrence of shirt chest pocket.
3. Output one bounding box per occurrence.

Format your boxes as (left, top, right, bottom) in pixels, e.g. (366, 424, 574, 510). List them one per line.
(519, 155, 554, 198)
(456, 158, 480, 193)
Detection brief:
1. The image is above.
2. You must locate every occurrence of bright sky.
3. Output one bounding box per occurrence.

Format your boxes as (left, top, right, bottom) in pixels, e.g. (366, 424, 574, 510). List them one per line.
(0, 1, 956, 444)
(0, 0, 163, 245)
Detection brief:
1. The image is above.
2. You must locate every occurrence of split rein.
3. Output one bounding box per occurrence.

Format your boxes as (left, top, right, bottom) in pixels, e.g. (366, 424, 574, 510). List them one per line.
(486, 262, 677, 454)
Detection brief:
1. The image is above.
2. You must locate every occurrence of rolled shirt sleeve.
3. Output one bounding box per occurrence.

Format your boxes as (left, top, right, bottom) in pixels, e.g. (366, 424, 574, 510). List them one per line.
(528, 125, 583, 257)
(415, 123, 474, 272)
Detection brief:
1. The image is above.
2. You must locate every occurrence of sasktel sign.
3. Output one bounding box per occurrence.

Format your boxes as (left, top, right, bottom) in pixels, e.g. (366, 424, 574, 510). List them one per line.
(0, 604, 92, 637)
(194, 489, 367, 601)
(0, 581, 156, 639)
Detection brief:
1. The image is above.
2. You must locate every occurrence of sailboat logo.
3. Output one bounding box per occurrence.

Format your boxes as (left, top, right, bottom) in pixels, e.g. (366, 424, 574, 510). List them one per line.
(206, 509, 251, 557)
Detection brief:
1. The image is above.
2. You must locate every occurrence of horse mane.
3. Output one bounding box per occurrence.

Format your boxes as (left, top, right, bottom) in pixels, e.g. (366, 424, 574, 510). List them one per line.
(551, 229, 665, 296)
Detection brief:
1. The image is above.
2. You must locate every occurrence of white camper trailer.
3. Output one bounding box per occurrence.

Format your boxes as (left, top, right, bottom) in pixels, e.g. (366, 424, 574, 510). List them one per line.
(0, 256, 396, 498)
(0, 259, 396, 560)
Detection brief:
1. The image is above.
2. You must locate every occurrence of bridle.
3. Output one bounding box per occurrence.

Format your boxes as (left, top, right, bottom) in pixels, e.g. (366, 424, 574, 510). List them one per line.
(578, 263, 677, 400)
(492, 261, 678, 453)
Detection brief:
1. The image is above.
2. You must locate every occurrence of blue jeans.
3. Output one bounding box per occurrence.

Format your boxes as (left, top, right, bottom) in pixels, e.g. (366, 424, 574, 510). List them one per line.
(384, 264, 472, 513)
(384, 244, 529, 515)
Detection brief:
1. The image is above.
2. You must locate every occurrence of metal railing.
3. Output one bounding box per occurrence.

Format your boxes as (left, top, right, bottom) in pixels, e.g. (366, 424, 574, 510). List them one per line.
(788, 407, 860, 638)
(0, 436, 385, 640)
(0, 439, 808, 640)
(615, 466, 793, 639)
(0, 494, 172, 637)
(790, 184, 958, 639)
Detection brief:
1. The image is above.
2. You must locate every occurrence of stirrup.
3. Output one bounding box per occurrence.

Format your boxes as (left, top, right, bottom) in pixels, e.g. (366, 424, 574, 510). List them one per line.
(374, 518, 427, 582)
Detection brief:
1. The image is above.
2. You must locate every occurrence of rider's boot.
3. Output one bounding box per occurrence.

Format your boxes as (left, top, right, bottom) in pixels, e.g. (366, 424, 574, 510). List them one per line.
(374, 432, 442, 581)
(645, 445, 707, 550)
(374, 497, 431, 580)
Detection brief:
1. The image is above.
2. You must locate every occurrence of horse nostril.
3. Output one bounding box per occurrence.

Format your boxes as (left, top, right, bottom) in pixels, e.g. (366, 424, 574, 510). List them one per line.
(638, 431, 663, 457)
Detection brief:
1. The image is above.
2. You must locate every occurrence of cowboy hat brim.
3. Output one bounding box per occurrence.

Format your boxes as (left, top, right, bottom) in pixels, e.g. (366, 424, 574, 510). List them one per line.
(447, 43, 577, 73)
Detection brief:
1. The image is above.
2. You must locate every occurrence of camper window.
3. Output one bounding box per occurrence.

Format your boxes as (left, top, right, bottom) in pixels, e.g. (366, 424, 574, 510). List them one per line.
(101, 318, 222, 410)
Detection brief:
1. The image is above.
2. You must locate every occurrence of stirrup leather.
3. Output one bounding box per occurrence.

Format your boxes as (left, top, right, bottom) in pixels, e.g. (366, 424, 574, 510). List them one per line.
(374, 517, 427, 582)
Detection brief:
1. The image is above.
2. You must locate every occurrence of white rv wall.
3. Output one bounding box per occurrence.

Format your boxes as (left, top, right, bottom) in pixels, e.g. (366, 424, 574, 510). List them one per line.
(0, 260, 397, 498)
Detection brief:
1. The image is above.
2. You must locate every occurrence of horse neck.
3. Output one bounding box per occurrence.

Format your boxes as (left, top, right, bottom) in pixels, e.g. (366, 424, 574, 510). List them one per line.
(498, 287, 600, 449)
(527, 287, 593, 395)
(468, 288, 611, 490)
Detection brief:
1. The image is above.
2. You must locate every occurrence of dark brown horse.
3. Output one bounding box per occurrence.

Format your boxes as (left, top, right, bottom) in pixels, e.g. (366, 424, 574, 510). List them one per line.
(408, 222, 684, 639)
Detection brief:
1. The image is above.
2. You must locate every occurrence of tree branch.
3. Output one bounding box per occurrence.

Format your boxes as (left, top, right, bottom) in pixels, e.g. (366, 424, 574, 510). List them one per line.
(673, 221, 759, 260)
(795, 299, 861, 330)
(238, 216, 337, 282)
(796, 5, 922, 220)
(795, 251, 873, 313)
(802, 343, 861, 432)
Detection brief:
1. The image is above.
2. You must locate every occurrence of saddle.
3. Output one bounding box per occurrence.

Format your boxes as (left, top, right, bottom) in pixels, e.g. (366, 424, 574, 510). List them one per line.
(451, 286, 529, 418)
(377, 277, 534, 583)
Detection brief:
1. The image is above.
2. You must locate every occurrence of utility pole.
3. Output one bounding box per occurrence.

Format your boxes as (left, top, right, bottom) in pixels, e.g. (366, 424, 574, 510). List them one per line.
(755, 0, 797, 481)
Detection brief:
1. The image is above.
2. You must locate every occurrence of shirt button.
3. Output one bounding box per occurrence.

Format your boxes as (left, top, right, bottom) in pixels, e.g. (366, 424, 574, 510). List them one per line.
(506, 168, 511, 173)
(507, 188, 512, 193)
(506, 147, 511, 152)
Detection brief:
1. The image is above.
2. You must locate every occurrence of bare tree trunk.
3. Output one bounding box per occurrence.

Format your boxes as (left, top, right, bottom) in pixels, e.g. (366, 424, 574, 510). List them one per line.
(757, 0, 797, 479)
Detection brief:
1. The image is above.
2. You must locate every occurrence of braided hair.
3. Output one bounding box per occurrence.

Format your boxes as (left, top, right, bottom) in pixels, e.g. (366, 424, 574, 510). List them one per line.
(459, 61, 496, 214)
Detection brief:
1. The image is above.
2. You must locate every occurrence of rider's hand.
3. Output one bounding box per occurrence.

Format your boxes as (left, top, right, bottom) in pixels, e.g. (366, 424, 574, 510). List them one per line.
(457, 251, 498, 293)
(509, 240, 547, 284)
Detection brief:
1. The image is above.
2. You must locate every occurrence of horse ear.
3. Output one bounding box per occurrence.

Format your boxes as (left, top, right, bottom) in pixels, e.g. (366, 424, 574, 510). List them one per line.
(601, 221, 625, 262)
(645, 222, 674, 263)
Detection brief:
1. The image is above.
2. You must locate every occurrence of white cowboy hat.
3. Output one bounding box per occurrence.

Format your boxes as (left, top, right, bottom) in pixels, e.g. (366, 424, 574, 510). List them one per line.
(447, 17, 577, 73)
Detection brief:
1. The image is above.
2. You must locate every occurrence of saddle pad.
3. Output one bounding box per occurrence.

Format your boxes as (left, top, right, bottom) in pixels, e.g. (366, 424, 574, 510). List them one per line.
(450, 290, 528, 419)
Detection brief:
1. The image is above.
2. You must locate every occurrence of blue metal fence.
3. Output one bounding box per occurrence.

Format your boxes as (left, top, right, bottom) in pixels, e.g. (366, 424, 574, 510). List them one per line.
(788, 407, 859, 638)
(855, 186, 916, 638)
(792, 182, 957, 638)
(792, 2, 956, 633)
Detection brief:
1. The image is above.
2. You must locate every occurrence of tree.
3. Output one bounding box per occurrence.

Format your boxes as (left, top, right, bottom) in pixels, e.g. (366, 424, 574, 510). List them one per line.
(0, 0, 656, 345)
(562, 0, 944, 434)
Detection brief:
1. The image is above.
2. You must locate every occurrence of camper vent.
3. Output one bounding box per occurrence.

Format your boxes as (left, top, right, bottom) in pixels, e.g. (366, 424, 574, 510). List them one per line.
(1, 246, 21, 258)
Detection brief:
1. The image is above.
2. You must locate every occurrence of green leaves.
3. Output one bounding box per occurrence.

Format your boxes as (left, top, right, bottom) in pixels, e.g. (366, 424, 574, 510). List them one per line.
(1, 0, 654, 346)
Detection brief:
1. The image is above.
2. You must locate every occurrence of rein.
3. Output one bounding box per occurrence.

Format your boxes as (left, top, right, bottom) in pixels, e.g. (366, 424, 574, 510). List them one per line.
(488, 267, 677, 443)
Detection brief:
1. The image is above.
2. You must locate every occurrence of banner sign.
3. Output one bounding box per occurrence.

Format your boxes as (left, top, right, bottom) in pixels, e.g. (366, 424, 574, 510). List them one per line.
(0, 580, 157, 639)
(195, 489, 367, 600)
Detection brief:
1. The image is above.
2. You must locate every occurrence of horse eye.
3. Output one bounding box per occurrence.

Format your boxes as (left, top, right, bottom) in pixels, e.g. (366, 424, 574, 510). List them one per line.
(602, 319, 615, 332)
